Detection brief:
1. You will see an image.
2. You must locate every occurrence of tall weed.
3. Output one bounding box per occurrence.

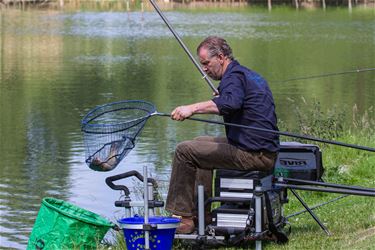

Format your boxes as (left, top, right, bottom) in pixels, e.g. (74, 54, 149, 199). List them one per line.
(282, 97, 346, 140)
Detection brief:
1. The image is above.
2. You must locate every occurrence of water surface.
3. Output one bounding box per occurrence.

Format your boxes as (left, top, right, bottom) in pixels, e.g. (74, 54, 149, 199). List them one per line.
(0, 6, 374, 248)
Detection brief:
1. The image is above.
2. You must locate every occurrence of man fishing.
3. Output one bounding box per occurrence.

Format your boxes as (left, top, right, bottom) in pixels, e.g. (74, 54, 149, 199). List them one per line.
(165, 36, 279, 234)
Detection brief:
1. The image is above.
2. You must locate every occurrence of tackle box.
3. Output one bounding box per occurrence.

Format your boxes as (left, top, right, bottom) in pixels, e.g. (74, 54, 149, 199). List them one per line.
(274, 142, 324, 181)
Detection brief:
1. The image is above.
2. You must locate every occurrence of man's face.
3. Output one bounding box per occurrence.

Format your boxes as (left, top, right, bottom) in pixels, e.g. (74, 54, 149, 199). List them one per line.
(198, 47, 223, 81)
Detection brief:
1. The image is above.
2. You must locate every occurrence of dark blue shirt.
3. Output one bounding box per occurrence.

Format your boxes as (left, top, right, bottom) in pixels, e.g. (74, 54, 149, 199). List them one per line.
(212, 60, 279, 152)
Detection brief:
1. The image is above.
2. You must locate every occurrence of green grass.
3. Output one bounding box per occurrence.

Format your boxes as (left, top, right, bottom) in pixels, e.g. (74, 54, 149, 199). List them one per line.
(265, 195, 375, 250)
(263, 104, 375, 249)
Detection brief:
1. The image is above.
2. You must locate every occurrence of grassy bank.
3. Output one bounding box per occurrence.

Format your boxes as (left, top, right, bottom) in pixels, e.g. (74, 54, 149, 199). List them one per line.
(268, 135, 375, 250)
(263, 103, 375, 249)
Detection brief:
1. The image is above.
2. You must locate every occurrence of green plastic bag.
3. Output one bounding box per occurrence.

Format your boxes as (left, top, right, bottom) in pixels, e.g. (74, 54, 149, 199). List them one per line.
(27, 197, 114, 250)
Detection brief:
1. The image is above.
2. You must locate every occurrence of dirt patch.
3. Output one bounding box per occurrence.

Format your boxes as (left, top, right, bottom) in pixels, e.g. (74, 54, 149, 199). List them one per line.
(347, 226, 375, 246)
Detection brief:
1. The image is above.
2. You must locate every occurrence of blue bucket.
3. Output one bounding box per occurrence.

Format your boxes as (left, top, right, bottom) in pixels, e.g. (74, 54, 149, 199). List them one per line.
(118, 216, 180, 250)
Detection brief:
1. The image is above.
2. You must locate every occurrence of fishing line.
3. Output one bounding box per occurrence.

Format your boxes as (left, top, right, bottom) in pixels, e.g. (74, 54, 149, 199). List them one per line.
(173, 114, 375, 152)
(273, 67, 375, 83)
(286, 194, 349, 219)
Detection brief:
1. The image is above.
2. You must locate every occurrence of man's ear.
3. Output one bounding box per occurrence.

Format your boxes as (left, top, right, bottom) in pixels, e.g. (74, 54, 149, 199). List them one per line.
(218, 53, 225, 64)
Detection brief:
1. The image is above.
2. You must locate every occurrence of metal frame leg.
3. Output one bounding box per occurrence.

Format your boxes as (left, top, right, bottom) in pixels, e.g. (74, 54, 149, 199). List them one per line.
(255, 186, 262, 250)
(198, 185, 205, 236)
(290, 188, 331, 236)
(143, 166, 150, 250)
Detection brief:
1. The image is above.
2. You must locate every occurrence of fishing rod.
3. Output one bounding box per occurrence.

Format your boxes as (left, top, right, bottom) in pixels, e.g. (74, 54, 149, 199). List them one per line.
(273, 67, 375, 83)
(286, 194, 349, 219)
(282, 177, 375, 192)
(82, 100, 375, 173)
(155, 112, 375, 152)
(148, 0, 219, 95)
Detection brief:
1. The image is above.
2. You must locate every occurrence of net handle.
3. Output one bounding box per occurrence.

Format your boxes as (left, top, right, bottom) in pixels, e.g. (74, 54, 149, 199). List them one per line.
(153, 112, 375, 152)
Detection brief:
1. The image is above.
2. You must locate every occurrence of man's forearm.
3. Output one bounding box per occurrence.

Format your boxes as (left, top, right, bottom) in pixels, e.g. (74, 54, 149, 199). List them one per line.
(171, 100, 219, 121)
(188, 100, 219, 115)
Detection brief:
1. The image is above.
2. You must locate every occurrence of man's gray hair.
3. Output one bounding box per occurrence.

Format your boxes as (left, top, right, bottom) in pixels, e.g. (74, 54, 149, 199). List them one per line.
(197, 36, 234, 60)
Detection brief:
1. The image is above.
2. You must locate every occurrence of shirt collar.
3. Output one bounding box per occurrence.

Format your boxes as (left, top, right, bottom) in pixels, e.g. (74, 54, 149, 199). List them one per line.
(222, 60, 239, 80)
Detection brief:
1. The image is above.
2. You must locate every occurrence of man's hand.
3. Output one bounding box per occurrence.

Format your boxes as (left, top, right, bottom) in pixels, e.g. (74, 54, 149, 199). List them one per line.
(171, 105, 194, 121)
(171, 101, 219, 121)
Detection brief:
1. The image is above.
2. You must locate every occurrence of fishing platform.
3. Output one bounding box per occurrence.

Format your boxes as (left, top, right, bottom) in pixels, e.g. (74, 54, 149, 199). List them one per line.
(106, 141, 375, 249)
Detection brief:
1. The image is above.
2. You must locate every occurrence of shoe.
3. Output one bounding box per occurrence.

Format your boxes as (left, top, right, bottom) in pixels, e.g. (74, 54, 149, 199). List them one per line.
(174, 216, 195, 234)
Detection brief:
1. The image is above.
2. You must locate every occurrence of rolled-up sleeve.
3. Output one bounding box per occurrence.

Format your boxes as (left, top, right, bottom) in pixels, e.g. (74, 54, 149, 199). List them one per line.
(212, 74, 245, 116)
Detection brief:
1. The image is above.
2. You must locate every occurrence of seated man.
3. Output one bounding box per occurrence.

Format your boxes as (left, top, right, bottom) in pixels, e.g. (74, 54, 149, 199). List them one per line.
(166, 36, 279, 234)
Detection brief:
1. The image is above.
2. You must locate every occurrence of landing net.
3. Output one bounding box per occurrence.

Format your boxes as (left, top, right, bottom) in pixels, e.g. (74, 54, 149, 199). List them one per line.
(81, 100, 156, 171)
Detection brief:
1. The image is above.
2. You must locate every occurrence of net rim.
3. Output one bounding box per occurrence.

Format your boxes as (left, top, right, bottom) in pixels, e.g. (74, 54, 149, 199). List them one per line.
(81, 100, 156, 133)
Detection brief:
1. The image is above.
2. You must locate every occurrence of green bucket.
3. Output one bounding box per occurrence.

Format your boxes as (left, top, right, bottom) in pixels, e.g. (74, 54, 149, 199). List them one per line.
(27, 197, 114, 250)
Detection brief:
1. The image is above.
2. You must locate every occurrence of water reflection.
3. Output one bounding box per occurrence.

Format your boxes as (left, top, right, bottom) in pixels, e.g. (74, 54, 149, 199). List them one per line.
(0, 6, 374, 249)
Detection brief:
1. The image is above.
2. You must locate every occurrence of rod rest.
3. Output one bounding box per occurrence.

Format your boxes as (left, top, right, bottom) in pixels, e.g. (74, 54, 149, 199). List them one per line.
(106, 170, 158, 196)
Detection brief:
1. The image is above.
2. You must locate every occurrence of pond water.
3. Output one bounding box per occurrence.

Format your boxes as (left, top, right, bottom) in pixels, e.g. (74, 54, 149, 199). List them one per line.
(0, 5, 374, 248)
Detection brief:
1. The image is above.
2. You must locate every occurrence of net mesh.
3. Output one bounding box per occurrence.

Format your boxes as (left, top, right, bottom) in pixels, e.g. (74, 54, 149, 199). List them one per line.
(81, 100, 156, 171)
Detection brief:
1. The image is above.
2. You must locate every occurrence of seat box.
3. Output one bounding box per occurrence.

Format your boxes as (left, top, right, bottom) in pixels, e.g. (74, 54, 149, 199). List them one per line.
(212, 191, 282, 230)
(214, 170, 273, 199)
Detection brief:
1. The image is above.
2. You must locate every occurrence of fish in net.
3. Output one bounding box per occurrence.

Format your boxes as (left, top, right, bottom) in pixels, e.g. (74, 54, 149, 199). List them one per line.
(81, 100, 156, 171)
